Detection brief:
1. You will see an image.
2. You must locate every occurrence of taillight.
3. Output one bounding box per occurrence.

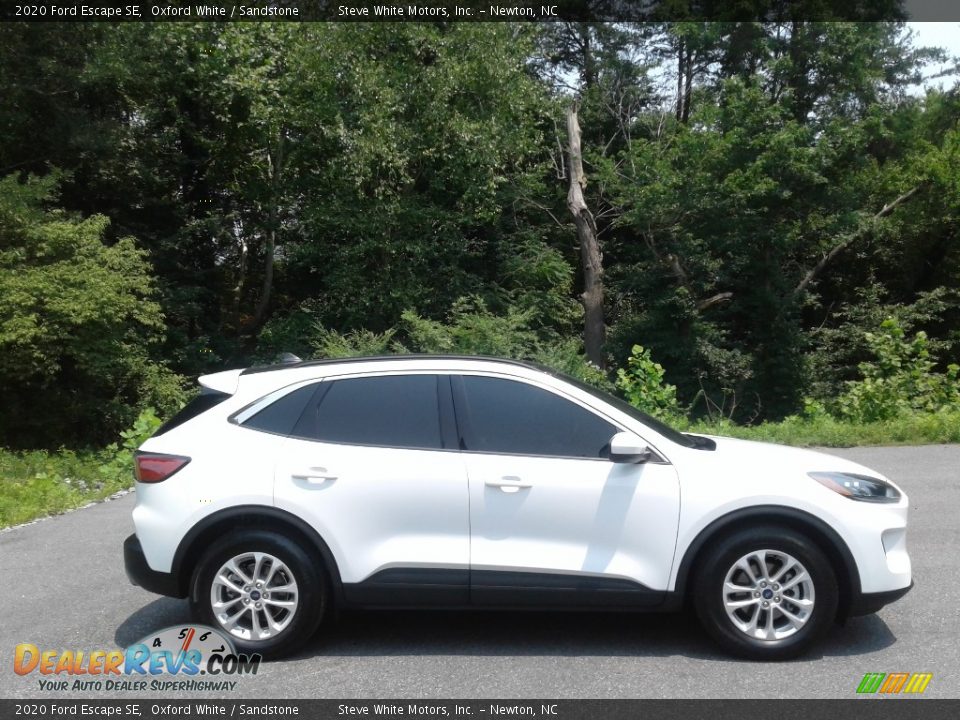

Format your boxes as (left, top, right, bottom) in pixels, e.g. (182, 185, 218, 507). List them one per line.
(134, 452, 191, 483)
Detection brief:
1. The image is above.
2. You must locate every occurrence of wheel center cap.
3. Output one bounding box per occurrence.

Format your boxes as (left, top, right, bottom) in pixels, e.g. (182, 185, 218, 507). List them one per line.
(249, 590, 261, 601)
(762, 588, 774, 600)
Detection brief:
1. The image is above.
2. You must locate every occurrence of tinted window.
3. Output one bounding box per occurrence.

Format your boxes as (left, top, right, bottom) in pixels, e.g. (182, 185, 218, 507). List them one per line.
(459, 376, 617, 459)
(243, 384, 319, 436)
(154, 390, 230, 437)
(298, 375, 443, 450)
(553, 370, 697, 449)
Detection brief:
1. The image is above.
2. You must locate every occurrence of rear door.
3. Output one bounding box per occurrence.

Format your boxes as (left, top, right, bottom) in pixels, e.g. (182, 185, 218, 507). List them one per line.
(453, 374, 681, 607)
(270, 372, 470, 606)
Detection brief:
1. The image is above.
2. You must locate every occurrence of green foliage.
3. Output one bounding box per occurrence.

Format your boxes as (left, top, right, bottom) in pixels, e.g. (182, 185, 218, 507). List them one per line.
(0, 174, 185, 448)
(97, 407, 164, 485)
(835, 318, 960, 422)
(297, 297, 609, 390)
(805, 285, 959, 400)
(0, 407, 162, 528)
(615, 345, 681, 420)
(687, 411, 960, 448)
(312, 327, 397, 359)
(399, 298, 540, 358)
(531, 339, 612, 391)
(2, 22, 960, 451)
(0, 448, 106, 528)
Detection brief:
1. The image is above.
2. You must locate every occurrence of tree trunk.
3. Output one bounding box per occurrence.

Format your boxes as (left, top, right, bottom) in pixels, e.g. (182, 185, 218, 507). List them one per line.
(252, 133, 284, 332)
(231, 218, 248, 332)
(675, 39, 685, 122)
(566, 101, 606, 368)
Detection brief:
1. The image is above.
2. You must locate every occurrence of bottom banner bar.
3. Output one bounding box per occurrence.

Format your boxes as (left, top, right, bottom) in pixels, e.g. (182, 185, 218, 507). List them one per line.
(0, 699, 952, 720)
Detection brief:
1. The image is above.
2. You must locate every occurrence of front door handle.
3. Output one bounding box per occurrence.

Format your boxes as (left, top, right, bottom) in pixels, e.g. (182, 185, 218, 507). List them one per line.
(291, 467, 338, 484)
(485, 476, 532, 493)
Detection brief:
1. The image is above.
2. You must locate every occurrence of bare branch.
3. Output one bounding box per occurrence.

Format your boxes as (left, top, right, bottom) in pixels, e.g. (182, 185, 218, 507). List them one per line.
(519, 196, 567, 230)
(794, 183, 926, 295)
(696, 291, 734, 312)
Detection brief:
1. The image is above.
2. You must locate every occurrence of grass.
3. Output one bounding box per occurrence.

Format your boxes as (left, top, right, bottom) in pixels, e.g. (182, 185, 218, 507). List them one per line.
(685, 410, 960, 447)
(0, 448, 133, 528)
(3, 410, 960, 529)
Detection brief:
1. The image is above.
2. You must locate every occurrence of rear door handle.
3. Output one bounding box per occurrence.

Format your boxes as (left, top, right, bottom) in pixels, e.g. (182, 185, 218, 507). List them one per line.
(485, 476, 532, 493)
(291, 467, 338, 484)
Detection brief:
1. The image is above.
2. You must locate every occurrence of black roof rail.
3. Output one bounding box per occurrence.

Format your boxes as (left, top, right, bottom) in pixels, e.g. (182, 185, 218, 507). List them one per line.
(239, 353, 547, 376)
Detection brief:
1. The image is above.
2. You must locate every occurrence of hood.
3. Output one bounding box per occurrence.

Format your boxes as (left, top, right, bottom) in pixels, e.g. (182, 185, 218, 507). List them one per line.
(698, 434, 891, 482)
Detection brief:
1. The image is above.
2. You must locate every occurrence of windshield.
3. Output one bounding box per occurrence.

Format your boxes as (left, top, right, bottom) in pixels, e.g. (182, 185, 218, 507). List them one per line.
(548, 370, 698, 449)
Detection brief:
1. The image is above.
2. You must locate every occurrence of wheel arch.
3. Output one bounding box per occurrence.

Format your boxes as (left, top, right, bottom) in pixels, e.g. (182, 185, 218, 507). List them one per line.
(672, 505, 861, 619)
(171, 505, 344, 605)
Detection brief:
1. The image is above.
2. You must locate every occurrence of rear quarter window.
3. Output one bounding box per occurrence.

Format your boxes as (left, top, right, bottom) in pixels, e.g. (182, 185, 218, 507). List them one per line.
(241, 384, 321, 436)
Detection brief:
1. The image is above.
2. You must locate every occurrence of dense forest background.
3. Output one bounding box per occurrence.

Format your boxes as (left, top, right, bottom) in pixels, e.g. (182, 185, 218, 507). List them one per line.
(1, 21, 959, 450)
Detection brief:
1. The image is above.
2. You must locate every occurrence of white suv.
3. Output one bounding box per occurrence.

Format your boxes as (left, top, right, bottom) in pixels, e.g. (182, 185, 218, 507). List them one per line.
(124, 355, 912, 659)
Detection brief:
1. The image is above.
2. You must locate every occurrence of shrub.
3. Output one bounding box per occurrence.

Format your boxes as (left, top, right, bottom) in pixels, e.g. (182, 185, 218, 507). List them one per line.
(300, 296, 610, 389)
(0, 173, 182, 448)
(0, 407, 164, 528)
(835, 318, 960, 423)
(615, 344, 681, 420)
(97, 407, 164, 485)
(312, 326, 397, 358)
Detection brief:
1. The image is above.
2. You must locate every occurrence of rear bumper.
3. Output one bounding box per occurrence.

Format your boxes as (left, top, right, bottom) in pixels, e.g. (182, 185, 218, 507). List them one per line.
(849, 581, 913, 617)
(124, 534, 185, 598)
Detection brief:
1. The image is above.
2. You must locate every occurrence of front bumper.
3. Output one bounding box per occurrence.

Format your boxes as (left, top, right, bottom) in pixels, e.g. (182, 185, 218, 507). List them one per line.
(123, 534, 186, 598)
(849, 581, 914, 617)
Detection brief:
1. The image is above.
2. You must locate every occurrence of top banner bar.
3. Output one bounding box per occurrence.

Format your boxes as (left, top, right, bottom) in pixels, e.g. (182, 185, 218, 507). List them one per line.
(1, 0, 958, 22)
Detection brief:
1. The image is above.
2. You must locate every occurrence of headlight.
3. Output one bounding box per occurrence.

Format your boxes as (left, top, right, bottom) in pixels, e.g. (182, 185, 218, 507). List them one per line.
(809, 472, 901, 503)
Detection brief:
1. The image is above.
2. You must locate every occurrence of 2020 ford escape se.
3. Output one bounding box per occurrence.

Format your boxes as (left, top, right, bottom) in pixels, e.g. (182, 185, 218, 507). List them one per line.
(124, 355, 912, 660)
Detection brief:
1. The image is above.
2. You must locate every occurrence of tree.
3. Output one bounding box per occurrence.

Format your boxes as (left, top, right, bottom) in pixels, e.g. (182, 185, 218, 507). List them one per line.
(535, 23, 657, 367)
(602, 21, 956, 419)
(284, 24, 560, 332)
(565, 101, 606, 367)
(0, 174, 181, 448)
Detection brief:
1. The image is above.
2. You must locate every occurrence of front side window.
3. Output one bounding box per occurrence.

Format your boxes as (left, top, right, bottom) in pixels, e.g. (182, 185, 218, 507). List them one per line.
(294, 374, 444, 450)
(457, 375, 617, 459)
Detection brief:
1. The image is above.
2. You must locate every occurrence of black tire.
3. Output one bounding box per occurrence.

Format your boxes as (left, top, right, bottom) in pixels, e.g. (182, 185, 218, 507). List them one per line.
(189, 530, 327, 658)
(692, 525, 838, 660)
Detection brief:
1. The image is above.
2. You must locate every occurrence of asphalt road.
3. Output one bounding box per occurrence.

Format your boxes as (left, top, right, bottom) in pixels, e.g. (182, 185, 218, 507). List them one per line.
(1, 445, 957, 699)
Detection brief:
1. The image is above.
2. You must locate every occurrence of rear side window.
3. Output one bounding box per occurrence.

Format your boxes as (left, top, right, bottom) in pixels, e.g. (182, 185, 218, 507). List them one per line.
(294, 375, 443, 450)
(458, 376, 617, 459)
(154, 390, 230, 437)
(243, 384, 319, 436)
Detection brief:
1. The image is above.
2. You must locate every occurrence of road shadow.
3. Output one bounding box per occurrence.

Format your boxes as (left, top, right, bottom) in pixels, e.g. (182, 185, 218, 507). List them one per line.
(115, 597, 193, 647)
(116, 599, 897, 662)
(816, 613, 898, 657)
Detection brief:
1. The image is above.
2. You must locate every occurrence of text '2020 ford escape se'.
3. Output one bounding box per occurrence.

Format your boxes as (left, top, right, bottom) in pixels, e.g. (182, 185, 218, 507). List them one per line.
(124, 355, 912, 660)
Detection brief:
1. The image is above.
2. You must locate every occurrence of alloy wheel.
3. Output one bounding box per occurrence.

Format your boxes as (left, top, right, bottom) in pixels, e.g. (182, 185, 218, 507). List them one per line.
(721, 549, 815, 641)
(210, 551, 299, 642)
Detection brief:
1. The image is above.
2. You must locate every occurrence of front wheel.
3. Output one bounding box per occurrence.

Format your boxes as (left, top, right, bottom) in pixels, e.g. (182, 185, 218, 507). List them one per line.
(693, 526, 838, 660)
(190, 530, 326, 658)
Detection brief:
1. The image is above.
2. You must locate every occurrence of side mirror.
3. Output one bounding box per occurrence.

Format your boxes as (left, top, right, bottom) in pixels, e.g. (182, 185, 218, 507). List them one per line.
(609, 431, 652, 464)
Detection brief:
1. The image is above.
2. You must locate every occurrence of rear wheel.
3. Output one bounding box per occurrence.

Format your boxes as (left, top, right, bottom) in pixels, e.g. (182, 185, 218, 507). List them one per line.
(190, 530, 326, 657)
(693, 526, 838, 660)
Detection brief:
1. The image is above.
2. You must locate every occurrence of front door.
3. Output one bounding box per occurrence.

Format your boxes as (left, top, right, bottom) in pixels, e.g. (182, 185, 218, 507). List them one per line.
(452, 374, 681, 607)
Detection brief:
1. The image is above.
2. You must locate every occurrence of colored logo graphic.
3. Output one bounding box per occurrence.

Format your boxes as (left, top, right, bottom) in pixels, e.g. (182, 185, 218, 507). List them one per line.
(14, 624, 260, 677)
(857, 672, 932, 695)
